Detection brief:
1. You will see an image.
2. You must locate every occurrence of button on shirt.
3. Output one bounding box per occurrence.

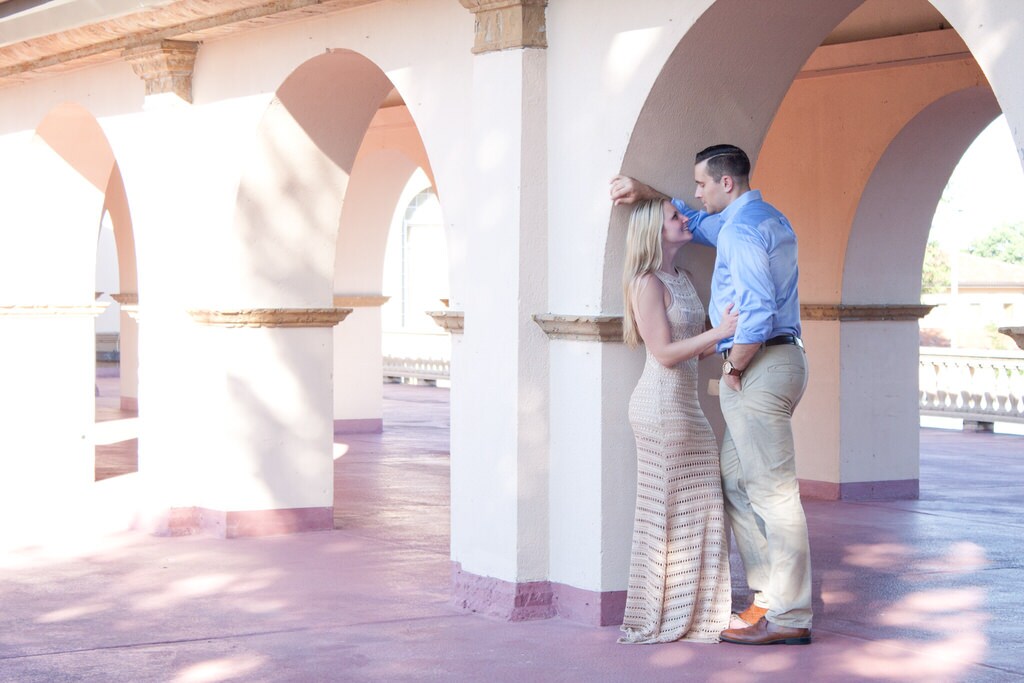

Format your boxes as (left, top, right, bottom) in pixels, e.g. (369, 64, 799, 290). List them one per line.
(671, 190, 801, 352)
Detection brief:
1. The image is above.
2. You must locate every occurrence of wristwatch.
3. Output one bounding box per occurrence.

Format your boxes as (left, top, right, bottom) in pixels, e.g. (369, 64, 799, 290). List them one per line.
(722, 360, 743, 378)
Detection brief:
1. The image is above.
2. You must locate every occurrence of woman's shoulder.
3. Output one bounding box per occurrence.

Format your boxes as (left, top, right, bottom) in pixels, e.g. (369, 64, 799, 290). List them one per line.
(634, 271, 666, 291)
(630, 271, 665, 301)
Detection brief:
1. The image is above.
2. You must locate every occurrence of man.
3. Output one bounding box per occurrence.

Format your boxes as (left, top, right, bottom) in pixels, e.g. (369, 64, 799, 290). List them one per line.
(609, 144, 812, 646)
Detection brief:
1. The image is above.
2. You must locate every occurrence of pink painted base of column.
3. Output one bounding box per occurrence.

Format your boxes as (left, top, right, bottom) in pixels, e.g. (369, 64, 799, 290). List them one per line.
(451, 563, 627, 626)
(120, 396, 138, 411)
(551, 582, 626, 626)
(800, 478, 919, 501)
(333, 418, 383, 434)
(451, 562, 555, 621)
(157, 506, 333, 538)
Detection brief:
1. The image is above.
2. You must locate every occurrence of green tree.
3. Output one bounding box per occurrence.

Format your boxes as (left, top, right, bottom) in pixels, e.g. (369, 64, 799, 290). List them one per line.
(967, 223, 1024, 264)
(921, 240, 950, 294)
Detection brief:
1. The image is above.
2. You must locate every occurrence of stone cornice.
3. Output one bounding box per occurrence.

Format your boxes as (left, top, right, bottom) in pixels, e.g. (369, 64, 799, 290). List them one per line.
(123, 39, 199, 102)
(0, 0, 381, 89)
(459, 0, 547, 53)
(110, 293, 139, 306)
(110, 293, 140, 320)
(188, 308, 352, 328)
(333, 294, 390, 308)
(999, 326, 1024, 351)
(801, 304, 935, 321)
(527, 305, 935, 341)
(533, 314, 623, 342)
(0, 303, 109, 317)
(427, 310, 464, 334)
(798, 29, 971, 80)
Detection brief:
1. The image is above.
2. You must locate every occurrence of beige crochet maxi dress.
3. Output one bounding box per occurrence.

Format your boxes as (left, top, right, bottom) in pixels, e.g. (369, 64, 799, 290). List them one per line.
(619, 269, 731, 644)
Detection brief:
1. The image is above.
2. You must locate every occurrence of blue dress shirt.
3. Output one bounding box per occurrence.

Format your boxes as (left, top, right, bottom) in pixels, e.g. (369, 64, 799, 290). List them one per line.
(671, 191, 801, 352)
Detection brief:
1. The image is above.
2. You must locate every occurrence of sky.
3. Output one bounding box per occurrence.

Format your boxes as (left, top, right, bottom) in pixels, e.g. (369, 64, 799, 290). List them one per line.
(930, 115, 1024, 251)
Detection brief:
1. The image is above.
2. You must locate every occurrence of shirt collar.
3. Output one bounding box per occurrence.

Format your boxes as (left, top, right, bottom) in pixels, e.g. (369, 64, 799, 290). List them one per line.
(720, 189, 762, 223)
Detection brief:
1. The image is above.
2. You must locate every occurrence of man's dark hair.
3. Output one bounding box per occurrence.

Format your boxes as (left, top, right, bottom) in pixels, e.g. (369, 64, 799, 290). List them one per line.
(695, 144, 750, 182)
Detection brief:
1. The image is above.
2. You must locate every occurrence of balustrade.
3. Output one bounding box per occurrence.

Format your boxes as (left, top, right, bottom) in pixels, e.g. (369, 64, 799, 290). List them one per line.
(383, 356, 450, 382)
(379, 348, 1024, 425)
(920, 349, 1024, 424)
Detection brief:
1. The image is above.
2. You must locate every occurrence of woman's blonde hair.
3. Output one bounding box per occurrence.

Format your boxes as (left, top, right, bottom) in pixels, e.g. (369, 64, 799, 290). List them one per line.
(622, 199, 665, 348)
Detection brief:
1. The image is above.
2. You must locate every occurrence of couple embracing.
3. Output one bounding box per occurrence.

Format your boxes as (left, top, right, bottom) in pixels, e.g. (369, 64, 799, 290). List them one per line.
(611, 145, 812, 646)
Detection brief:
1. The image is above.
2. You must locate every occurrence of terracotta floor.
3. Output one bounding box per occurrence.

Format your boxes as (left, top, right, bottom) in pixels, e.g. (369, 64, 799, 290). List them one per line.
(0, 375, 1022, 682)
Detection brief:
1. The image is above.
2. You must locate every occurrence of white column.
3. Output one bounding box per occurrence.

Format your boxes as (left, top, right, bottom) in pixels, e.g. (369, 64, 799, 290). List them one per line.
(180, 309, 349, 536)
(541, 318, 644, 625)
(332, 297, 387, 433)
(795, 305, 929, 500)
(450, 0, 551, 619)
(111, 295, 140, 411)
(0, 306, 104, 538)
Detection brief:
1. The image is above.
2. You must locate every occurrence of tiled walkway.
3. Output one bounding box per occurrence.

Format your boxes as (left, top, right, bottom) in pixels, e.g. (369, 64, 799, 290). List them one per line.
(1, 380, 1022, 682)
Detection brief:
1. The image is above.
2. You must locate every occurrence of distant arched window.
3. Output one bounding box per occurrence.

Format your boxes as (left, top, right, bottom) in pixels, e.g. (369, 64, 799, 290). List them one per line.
(384, 186, 447, 330)
(381, 176, 451, 381)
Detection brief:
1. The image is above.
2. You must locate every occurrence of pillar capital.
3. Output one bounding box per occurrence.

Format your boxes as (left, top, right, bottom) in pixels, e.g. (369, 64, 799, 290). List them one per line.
(999, 326, 1024, 350)
(333, 294, 390, 308)
(187, 308, 353, 328)
(0, 303, 108, 317)
(533, 313, 623, 342)
(111, 293, 140, 320)
(427, 310, 465, 334)
(801, 303, 935, 322)
(459, 0, 547, 53)
(123, 40, 199, 103)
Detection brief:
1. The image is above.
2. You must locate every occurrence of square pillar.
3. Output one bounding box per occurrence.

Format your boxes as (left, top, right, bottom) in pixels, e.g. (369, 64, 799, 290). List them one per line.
(136, 308, 348, 538)
(542, 324, 643, 625)
(332, 296, 387, 434)
(0, 306, 103, 538)
(796, 305, 930, 500)
(449, 6, 551, 618)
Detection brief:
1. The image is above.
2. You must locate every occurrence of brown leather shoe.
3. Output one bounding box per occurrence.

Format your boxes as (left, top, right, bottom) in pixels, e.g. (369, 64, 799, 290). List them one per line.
(720, 617, 812, 645)
(737, 603, 768, 626)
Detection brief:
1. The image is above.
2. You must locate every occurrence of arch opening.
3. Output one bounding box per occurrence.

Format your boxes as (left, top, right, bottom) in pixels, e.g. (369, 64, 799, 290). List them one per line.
(225, 48, 452, 538)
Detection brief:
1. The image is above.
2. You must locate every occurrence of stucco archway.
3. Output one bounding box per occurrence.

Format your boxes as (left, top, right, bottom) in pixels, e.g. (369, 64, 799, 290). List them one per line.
(228, 50, 394, 308)
(332, 101, 444, 434)
(177, 48, 451, 535)
(0, 102, 138, 523)
(609, 0, 864, 438)
(843, 87, 1000, 306)
(753, 13, 997, 498)
(610, 0, 1009, 502)
(36, 107, 140, 398)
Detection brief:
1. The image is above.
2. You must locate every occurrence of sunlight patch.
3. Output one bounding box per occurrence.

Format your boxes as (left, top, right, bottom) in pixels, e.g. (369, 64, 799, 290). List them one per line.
(37, 603, 106, 623)
(172, 656, 265, 683)
(842, 543, 909, 569)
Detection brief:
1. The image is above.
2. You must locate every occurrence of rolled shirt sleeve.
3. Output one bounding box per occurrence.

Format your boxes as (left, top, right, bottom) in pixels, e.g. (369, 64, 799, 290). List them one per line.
(719, 224, 776, 344)
(671, 198, 724, 247)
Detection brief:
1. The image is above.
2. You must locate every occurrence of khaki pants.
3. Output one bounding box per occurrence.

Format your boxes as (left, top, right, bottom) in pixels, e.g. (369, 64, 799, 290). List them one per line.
(719, 343, 811, 628)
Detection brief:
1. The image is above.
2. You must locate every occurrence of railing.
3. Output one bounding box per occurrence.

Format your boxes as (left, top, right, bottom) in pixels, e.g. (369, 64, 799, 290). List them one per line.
(381, 349, 1022, 423)
(96, 332, 120, 362)
(383, 356, 450, 382)
(920, 349, 1024, 424)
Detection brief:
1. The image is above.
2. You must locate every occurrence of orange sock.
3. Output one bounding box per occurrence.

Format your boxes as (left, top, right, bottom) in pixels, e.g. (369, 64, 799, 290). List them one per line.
(738, 604, 768, 625)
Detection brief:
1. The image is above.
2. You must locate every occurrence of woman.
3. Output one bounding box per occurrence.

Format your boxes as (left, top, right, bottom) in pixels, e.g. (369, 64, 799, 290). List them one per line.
(618, 199, 737, 644)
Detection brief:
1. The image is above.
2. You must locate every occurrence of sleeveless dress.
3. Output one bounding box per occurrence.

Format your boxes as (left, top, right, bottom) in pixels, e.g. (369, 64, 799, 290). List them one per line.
(619, 269, 731, 644)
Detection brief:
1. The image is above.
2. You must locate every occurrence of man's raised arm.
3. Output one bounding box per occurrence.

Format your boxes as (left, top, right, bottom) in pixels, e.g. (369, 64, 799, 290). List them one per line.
(609, 175, 669, 205)
(610, 174, 722, 246)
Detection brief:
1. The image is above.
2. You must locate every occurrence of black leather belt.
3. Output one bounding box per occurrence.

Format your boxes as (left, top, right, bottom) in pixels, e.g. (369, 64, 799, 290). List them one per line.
(764, 334, 803, 349)
(722, 335, 803, 359)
